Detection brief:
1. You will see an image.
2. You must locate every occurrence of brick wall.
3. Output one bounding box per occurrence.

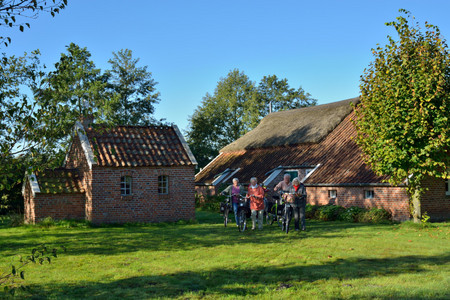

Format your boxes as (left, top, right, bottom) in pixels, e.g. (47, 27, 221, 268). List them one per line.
(305, 185, 410, 221)
(90, 166, 196, 223)
(421, 176, 450, 221)
(32, 193, 85, 222)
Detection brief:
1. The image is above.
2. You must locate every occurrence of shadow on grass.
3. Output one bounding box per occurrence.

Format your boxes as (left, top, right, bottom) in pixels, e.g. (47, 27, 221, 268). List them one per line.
(0, 212, 393, 257)
(27, 253, 450, 299)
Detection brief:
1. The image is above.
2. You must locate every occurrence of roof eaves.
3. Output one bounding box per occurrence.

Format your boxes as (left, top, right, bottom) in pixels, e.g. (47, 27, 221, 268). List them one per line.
(195, 152, 224, 178)
(29, 173, 41, 196)
(173, 125, 198, 166)
(74, 121, 97, 170)
(301, 163, 321, 183)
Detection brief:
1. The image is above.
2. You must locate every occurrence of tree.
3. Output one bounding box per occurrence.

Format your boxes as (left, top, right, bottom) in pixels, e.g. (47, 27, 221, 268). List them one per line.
(258, 75, 316, 116)
(39, 43, 109, 143)
(187, 69, 317, 168)
(106, 49, 160, 125)
(0, 50, 49, 190)
(355, 9, 450, 223)
(0, 0, 68, 47)
(187, 69, 259, 168)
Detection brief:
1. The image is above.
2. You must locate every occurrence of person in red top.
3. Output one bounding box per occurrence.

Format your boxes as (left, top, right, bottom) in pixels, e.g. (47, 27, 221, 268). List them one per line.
(247, 177, 265, 230)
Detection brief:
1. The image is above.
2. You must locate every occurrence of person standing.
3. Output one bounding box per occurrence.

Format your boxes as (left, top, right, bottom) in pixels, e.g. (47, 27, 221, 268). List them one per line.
(221, 178, 246, 226)
(247, 177, 265, 230)
(285, 177, 307, 231)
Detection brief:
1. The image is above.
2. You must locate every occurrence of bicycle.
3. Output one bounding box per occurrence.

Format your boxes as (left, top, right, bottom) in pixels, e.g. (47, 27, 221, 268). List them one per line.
(236, 196, 251, 232)
(279, 191, 296, 234)
(219, 195, 231, 227)
(266, 194, 284, 227)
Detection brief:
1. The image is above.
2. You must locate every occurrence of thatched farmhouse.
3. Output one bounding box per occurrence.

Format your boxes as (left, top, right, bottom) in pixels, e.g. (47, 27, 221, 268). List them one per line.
(195, 98, 450, 221)
(23, 118, 197, 224)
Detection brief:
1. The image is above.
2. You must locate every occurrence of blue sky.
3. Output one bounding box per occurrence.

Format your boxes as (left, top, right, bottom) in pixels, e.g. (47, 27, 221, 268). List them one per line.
(4, 0, 450, 131)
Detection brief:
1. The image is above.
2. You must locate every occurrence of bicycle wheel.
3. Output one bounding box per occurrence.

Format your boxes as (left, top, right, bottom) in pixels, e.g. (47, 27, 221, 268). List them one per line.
(224, 207, 228, 227)
(238, 209, 247, 232)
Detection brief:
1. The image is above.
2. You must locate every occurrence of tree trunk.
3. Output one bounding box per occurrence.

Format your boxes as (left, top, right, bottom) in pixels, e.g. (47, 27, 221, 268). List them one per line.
(411, 188, 422, 223)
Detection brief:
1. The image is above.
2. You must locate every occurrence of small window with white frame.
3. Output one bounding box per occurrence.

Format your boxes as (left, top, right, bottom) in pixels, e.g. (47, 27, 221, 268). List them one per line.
(328, 190, 337, 198)
(445, 179, 450, 196)
(365, 190, 374, 199)
(158, 175, 169, 195)
(121, 176, 132, 196)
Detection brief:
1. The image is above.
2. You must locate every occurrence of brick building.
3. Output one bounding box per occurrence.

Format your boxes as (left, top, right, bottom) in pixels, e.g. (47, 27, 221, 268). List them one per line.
(23, 120, 197, 224)
(195, 98, 450, 221)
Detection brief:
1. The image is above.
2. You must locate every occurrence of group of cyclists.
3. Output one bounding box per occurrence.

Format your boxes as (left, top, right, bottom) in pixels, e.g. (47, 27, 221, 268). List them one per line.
(220, 173, 307, 233)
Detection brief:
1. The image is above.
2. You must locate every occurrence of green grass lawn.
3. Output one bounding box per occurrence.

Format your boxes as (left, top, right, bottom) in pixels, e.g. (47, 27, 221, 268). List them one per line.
(0, 211, 449, 299)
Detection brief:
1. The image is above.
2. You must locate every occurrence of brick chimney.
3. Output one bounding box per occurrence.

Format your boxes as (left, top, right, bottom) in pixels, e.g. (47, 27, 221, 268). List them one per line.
(80, 114, 94, 128)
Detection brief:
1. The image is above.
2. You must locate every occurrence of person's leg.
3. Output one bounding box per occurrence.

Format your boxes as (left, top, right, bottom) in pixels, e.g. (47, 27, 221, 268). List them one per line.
(251, 210, 257, 230)
(258, 210, 264, 230)
(300, 200, 306, 230)
(233, 202, 239, 226)
(293, 205, 300, 230)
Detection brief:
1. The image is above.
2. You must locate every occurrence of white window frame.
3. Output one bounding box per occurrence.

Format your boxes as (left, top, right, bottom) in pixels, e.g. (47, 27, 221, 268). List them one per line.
(284, 170, 299, 181)
(445, 179, 450, 196)
(121, 176, 132, 196)
(365, 190, 374, 199)
(158, 175, 169, 195)
(328, 190, 337, 198)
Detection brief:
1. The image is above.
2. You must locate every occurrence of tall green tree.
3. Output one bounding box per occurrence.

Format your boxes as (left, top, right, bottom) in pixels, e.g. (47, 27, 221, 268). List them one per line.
(187, 69, 316, 168)
(106, 49, 160, 125)
(355, 9, 450, 223)
(258, 75, 316, 116)
(187, 69, 258, 167)
(0, 0, 68, 47)
(39, 43, 109, 141)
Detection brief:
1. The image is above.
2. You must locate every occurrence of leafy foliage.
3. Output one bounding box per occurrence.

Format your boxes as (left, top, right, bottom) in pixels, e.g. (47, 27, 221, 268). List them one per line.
(105, 49, 161, 125)
(0, 244, 66, 296)
(305, 204, 391, 223)
(0, 0, 68, 47)
(187, 69, 316, 168)
(355, 9, 450, 222)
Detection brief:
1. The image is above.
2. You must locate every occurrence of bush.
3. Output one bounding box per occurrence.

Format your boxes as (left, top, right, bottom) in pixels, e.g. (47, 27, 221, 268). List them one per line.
(305, 204, 319, 219)
(358, 208, 391, 223)
(196, 194, 226, 212)
(339, 206, 365, 222)
(314, 205, 346, 221)
(7, 214, 24, 227)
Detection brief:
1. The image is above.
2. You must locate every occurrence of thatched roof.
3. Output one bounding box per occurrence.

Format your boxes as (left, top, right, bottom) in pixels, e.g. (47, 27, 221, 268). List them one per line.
(221, 97, 360, 152)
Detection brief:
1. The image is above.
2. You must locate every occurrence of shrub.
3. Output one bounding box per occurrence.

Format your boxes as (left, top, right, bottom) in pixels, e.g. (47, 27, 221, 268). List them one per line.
(339, 206, 365, 222)
(358, 208, 391, 223)
(305, 204, 319, 219)
(196, 194, 226, 212)
(315, 205, 346, 221)
(7, 214, 24, 227)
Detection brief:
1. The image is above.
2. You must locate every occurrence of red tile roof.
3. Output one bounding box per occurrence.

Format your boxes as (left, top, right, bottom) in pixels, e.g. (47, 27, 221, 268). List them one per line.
(195, 111, 388, 185)
(85, 125, 195, 167)
(36, 168, 84, 194)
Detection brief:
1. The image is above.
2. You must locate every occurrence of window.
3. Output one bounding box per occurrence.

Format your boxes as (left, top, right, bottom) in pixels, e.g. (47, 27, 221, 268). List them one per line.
(284, 170, 299, 181)
(158, 175, 169, 194)
(121, 176, 132, 196)
(446, 179, 450, 196)
(328, 190, 337, 198)
(365, 190, 374, 199)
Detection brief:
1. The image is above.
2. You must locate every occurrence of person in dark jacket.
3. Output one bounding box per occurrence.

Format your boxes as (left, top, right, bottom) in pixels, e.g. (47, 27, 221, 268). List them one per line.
(284, 177, 307, 231)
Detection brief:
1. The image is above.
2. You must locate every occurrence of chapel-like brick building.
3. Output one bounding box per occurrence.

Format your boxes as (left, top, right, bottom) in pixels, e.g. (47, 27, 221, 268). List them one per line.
(195, 98, 450, 221)
(23, 119, 197, 224)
